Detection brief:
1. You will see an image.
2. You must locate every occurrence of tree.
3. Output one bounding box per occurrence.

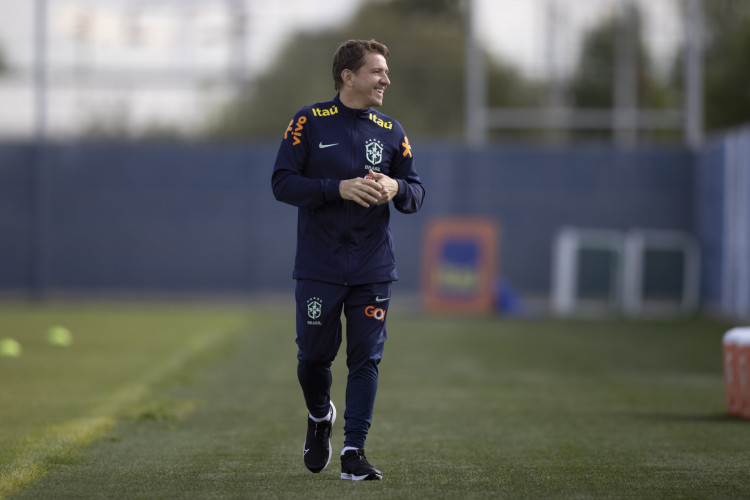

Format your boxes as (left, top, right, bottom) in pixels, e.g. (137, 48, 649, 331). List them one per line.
(0, 45, 8, 74)
(203, 0, 539, 141)
(702, 0, 750, 132)
(75, 103, 190, 142)
(567, 5, 675, 141)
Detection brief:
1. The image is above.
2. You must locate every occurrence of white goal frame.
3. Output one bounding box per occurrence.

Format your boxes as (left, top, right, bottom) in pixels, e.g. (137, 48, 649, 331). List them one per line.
(551, 227, 700, 316)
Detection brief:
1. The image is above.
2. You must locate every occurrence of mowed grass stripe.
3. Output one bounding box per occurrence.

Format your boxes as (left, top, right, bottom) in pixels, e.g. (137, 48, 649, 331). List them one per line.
(0, 415, 116, 500)
(8, 305, 301, 499)
(6, 306, 750, 498)
(0, 303, 251, 499)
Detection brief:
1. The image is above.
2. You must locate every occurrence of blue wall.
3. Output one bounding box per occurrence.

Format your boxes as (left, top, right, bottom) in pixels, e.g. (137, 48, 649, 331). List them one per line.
(0, 141, 694, 299)
(695, 138, 725, 312)
(413, 144, 695, 294)
(696, 126, 750, 318)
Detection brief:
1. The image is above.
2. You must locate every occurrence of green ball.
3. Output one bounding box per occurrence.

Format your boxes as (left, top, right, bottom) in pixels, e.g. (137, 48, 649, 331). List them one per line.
(0, 338, 22, 357)
(47, 326, 73, 347)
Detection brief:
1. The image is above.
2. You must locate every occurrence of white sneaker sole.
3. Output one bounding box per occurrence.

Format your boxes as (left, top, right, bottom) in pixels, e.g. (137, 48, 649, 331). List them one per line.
(325, 402, 336, 469)
(341, 472, 382, 481)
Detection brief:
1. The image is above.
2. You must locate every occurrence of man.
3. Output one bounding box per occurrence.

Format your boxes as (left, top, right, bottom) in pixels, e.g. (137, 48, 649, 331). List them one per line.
(271, 39, 425, 481)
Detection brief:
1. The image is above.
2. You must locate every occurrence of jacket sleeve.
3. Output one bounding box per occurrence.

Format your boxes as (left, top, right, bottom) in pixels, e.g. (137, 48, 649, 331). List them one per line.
(390, 133, 425, 214)
(271, 110, 340, 209)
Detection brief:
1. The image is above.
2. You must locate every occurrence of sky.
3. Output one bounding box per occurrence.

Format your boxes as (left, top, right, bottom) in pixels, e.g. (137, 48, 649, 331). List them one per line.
(0, 0, 368, 136)
(475, 0, 682, 79)
(0, 0, 684, 138)
(0, 0, 365, 78)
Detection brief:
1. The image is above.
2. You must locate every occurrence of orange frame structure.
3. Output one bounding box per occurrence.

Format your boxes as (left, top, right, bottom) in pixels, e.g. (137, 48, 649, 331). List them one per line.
(421, 217, 500, 314)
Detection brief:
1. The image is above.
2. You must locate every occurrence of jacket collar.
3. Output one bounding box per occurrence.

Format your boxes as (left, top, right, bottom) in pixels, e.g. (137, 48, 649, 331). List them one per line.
(333, 94, 372, 117)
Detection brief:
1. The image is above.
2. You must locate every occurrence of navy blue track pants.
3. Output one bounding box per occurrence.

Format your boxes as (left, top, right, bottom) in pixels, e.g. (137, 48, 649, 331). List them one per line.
(295, 279, 391, 449)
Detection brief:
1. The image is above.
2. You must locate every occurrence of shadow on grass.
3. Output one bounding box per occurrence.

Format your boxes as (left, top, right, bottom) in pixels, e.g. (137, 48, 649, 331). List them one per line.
(627, 411, 748, 424)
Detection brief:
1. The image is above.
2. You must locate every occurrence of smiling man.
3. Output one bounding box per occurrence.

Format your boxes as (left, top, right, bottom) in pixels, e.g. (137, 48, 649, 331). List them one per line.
(271, 39, 425, 481)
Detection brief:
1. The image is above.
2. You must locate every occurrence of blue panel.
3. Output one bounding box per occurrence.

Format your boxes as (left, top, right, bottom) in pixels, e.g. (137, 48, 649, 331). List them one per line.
(0, 141, 700, 300)
(436, 238, 482, 299)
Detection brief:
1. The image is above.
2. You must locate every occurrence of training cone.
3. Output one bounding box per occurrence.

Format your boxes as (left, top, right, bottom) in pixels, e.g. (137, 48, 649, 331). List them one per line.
(47, 326, 73, 346)
(0, 338, 22, 357)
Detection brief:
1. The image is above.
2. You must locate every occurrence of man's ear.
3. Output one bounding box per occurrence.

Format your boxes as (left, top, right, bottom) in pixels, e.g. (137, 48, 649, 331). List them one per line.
(341, 69, 354, 87)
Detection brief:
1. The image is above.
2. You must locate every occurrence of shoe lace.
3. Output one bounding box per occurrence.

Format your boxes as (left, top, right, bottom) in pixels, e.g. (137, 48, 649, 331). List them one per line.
(312, 420, 329, 439)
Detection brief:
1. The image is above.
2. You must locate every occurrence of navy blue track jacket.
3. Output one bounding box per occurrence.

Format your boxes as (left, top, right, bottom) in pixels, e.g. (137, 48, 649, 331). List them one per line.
(272, 94, 425, 286)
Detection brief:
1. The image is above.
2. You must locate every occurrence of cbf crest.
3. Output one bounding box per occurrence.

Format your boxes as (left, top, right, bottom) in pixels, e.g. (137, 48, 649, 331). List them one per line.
(365, 138, 384, 165)
(307, 297, 322, 325)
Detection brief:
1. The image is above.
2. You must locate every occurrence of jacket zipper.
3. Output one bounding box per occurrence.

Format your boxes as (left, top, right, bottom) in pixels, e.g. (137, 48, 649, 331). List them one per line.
(343, 111, 357, 286)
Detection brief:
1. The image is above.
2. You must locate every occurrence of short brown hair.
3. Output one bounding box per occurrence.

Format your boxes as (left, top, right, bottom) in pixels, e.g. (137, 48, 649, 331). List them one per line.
(332, 39, 390, 92)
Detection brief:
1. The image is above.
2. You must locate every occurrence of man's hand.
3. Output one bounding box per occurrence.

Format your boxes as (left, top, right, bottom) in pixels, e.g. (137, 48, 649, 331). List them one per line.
(340, 173, 399, 208)
(371, 172, 399, 205)
(339, 177, 384, 208)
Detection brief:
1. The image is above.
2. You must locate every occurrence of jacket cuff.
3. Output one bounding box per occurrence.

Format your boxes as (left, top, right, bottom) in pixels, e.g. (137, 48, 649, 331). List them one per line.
(324, 179, 341, 201)
(393, 179, 407, 202)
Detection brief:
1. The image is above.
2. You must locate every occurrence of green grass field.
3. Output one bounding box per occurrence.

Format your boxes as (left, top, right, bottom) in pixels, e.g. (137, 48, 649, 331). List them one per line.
(1, 300, 749, 499)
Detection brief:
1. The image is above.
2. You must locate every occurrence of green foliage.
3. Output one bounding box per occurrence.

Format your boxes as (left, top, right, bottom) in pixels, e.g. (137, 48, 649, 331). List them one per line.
(203, 33, 336, 141)
(569, 17, 619, 109)
(703, 0, 750, 132)
(203, 0, 538, 141)
(75, 105, 191, 142)
(568, 8, 676, 140)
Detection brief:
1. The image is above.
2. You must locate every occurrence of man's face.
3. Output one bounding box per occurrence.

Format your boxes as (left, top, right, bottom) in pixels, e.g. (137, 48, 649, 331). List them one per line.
(349, 52, 390, 109)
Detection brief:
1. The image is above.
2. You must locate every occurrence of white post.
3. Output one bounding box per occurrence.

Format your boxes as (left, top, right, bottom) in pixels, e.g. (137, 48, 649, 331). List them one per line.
(684, 0, 704, 148)
(613, 0, 638, 147)
(465, 0, 486, 145)
(552, 228, 579, 315)
(34, 0, 48, 142)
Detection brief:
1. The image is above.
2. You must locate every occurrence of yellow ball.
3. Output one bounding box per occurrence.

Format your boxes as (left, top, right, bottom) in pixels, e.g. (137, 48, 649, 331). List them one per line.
(47, 326, 73, 347)
(0, 338, 22, 357)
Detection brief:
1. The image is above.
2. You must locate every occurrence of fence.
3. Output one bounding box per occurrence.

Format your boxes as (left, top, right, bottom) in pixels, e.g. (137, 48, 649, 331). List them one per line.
(0, 141, 697, 309)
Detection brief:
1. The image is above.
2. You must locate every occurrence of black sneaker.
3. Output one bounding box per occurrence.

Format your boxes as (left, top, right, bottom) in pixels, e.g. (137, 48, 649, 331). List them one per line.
(340, 448, 382, 481)
(303, 402, 336, 473)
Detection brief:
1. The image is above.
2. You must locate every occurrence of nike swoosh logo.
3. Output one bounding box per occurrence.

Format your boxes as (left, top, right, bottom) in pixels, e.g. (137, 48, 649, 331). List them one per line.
(304, 448, 310, 455)
(319, 142, 339, 149)
(375, 296, 390, 303)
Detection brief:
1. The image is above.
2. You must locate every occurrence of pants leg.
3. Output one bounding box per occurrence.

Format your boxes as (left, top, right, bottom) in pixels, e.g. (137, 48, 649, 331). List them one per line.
(342, 282, 391, 449)
(295, 280, 347, 419)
